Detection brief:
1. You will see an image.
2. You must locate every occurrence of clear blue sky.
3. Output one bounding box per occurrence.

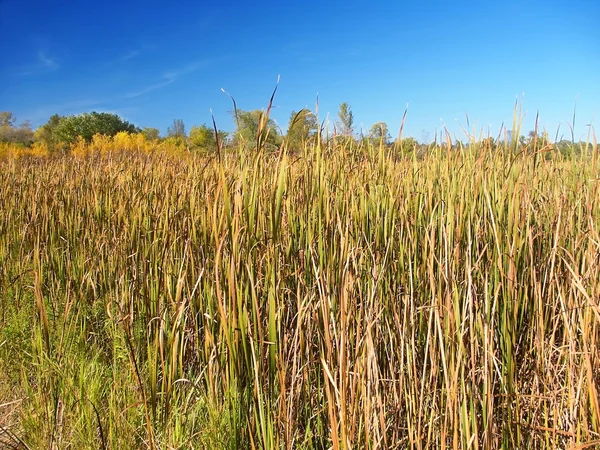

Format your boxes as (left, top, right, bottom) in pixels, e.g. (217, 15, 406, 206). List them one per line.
(1, 0, 598, 142)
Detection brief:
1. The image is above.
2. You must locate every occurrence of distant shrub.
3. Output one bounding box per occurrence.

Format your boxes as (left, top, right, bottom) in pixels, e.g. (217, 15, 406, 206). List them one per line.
(54, 112, 139, 144)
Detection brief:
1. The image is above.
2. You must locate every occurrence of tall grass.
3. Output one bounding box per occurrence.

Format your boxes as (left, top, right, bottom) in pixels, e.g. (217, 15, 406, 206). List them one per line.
(0, 130, 599, 449)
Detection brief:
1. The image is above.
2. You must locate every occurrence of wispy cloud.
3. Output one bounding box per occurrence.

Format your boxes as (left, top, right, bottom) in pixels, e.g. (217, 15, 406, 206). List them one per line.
(101, 106, 139, 119)
(124, 59, 214, 99)
(38, 51, 59, 69)
(164, 59, 213, 78)
(13, 51, 60, 76)
(120, 50, 141, 62)
(111, 42, 159, 66)
(125, 76, 176, 98)
(23, 98, 107, 126)
(55, 98, 106, 112)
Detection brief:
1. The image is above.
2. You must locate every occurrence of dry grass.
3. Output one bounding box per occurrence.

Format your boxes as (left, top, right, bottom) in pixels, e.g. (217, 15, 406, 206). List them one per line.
(0, 132, 599, 449)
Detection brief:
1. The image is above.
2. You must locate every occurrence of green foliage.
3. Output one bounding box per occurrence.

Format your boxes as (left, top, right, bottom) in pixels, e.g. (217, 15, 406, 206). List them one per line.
(394, 136, 418, 155)
(553, 139, 589, 158)
(233, 109, 281, 150)
(479, 136, 496, 151)
(34, 114, 62, 151)
(337, 102, 354, 136)
(286, 109, 318, 150)
(526, 129, 551, 150)
(141, 127, 160, 141)
(53, 112, 139, 144)
(189, 124, 227, 152)
(368, 121, 390, 144)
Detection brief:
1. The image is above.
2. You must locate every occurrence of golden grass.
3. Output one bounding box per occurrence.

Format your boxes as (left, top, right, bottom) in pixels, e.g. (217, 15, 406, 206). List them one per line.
(0, 136, 599, 449)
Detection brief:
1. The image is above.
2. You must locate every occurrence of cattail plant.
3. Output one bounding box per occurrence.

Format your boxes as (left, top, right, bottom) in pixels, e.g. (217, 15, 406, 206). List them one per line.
(0, 113, 598, 449)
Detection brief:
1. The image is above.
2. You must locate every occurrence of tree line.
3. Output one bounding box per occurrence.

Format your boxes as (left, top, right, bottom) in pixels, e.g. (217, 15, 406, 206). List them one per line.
(0, 102, 393, 152)
(0, 106, 591, 157)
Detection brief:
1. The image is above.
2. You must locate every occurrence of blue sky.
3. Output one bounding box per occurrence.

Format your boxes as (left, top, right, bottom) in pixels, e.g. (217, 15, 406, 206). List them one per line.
(1, 0, 598, 142)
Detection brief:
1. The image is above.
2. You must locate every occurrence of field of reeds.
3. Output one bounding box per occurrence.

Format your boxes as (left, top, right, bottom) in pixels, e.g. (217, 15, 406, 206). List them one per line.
(1, 134, 599, 449)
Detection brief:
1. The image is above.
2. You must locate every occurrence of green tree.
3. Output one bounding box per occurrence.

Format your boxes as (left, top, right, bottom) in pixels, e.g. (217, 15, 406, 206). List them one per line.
(189, 124, 227, 152)
(286, 109, 318, 150)
(394, 137, 418, 155)
(337, 102, 354, 136)
(34, 114, 62, 150)
(141, 127, 160, 141)
(368, 122, 390, 144)
(525, 130, 550, 150)
(233, 109, 281, 150)
(480, 136, 496, 151)
(53, 112, 139, 144)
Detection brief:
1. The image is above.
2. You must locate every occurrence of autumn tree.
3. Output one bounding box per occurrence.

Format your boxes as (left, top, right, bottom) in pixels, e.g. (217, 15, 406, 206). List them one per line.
(167, 119, 186, 139)
(0, 112, 16, 128)
(0, 112, 34, 146)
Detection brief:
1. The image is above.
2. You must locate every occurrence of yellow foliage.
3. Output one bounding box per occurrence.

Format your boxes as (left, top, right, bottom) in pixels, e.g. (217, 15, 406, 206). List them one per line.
(91, 134, 113, 154)
(1, 131, 193, 159)
(113, 131, 132, 151)
(0, 141, 49, 159)
(70, 136, 89, 157)
(0, 142, 10, 159)
(29, 141, 49, 157)
(133, 133, 152, 153)
(160, 136, 188, 156)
